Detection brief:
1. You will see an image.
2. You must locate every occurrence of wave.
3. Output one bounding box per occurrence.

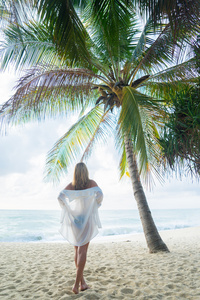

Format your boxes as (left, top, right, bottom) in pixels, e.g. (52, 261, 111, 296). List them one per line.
(0, 235, 43, 243)
(0, 209, 199, 242)
(0, 225, 195, 243)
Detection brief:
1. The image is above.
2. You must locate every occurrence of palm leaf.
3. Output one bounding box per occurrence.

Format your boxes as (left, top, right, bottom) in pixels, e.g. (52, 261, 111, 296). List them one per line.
(118, 142, 128, 179)
(118, 86, 164, 182)
(129, 20, 199, 83)
(141, 59, 199, 98)
(116, 122, 164, 187)
(84, 0, 138, 78)
(132, 25, 177, 79)
(0, 0, 34, 25)
(36, 0, 92, 67)
(119, 87, 149, 173)
(0, 3, 10, 25)
(134, 0, 200, 42)
(44, 105, 106, 182)
(139, 102, 165, 184)
(0, 65, 105, 130)
(0, 20, 59, 70)
(81, 110, 116, 161)
(146, 59, 199, 83)
(131, 17, 160, 64)
(124, 16, 161, 82)
(142, 80, 199, 100)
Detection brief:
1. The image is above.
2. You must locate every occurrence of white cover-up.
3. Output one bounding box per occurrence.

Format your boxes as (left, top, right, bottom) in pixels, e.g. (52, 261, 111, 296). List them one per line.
(58, 186, 103, 246)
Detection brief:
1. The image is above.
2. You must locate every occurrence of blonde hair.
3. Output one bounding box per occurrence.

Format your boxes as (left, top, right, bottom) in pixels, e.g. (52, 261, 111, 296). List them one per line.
(72, 162, 89, 190)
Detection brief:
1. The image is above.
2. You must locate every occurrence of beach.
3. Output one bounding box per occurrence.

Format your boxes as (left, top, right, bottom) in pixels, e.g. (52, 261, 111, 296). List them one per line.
(0, 227, 200, 300)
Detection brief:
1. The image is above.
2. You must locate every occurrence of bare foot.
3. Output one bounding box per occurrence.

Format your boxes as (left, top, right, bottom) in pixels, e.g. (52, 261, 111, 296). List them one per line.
(72, 286, 79, 294)
(80, 283, 90, 291)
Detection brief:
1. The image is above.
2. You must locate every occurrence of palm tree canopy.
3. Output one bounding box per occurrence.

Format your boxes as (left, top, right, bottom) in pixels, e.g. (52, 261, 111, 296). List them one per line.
(159, 84, 200, 178)
(0, 0, 199, 183)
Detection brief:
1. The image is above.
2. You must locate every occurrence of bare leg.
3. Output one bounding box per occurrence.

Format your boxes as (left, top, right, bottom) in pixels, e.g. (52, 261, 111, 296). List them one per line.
(72, 243, 90, 294)
(74, 246, 87, 288)
(74, 246, 78, 269)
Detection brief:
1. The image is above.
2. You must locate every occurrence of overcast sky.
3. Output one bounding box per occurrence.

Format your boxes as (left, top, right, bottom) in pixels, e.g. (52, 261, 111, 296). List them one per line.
(0, 70, 199, 211)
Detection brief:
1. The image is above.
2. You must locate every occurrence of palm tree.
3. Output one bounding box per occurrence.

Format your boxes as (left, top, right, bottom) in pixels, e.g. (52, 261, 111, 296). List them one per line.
(0, 1, 199, 252)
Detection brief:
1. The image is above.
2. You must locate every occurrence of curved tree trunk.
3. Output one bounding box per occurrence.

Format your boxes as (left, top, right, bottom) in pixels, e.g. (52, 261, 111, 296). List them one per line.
(124, 136, 169, 253)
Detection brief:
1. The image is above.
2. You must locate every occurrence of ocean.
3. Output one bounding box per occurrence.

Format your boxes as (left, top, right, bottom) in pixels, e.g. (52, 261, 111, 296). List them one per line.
(0, 209, 199, 243)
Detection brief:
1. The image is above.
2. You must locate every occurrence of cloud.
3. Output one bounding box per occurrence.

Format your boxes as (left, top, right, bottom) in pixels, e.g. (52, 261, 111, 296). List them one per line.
(0, 70, 17, 104)
(0, 119, 68, 175)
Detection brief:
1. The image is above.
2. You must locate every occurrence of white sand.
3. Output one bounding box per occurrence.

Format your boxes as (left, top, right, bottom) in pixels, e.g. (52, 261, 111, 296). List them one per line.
(0, 227, 200, 299)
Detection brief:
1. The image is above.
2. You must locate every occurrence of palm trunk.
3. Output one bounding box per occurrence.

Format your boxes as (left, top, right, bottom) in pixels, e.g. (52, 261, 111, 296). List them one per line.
(124, 136, 169, 253)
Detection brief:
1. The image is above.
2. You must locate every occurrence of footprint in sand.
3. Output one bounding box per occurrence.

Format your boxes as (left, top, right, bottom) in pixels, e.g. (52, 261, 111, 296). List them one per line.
(134, 290, 142, 296)
(85, 276, 96, 282)
(121, 288, 134, 294)
(84, 292, 100, 299)
(100, 280, 110, 285)
(66, 279, 75, 285)
(165, 284, 175, 289)
(15, 279, 21, 284)
(96, 267, 107, 273)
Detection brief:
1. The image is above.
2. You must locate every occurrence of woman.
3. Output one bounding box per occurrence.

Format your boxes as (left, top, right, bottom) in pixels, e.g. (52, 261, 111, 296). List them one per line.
(58, 162, 103, 294)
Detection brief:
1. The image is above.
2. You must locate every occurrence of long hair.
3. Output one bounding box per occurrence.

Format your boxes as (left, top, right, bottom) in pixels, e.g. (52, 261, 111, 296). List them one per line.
(72, 162, 89, 190)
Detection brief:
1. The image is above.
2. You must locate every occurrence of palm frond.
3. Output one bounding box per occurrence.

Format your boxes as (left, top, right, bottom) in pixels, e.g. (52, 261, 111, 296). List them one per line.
(0, 3, 10, 25)
(0, 65, 105, 130)
(139, 102, 165, 184)
(134, 0, 200, 41)
(122, 16, 157, 83)
(0, 0, 35, 26)
(142, 80, 200, 100)
(141, 59, 199, 99)
(129, 19, 199, 83)
(84, 0, 138, 77)
(125, 88, 165, 117)
(131, 17, 158, 64)
(36, 0, 92, 67)
(44, 105, 105, 182)
(130, 24, 177, 80)
(146, 59, 199, 83)
(81, 111, 116, 161)
(118, 86, 164, 183)
(118, 142, 128, 179)
(0, 20, 59, 70)
(119, 87, 149, 173)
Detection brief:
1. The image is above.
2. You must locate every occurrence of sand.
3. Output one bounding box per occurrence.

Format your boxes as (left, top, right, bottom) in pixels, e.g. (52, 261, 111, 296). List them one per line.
(0, 227, 200, 300)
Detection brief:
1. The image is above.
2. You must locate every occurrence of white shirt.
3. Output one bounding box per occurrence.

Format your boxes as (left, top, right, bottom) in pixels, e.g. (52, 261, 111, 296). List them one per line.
(58, 186, 103, 246)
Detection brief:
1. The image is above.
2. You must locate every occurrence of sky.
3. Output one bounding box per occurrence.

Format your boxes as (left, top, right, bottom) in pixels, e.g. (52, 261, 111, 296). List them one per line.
(0, 70, 199, 211)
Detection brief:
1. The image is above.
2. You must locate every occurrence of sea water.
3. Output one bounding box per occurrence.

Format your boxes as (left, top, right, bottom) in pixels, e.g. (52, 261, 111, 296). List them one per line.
(0, 209, 199, 243)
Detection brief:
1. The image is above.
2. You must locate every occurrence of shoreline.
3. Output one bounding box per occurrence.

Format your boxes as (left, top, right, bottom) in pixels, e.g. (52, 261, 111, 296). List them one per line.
(1, 225, 200, 244)
(1, 226, 200, 299)
(94, 225, 200, 243)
